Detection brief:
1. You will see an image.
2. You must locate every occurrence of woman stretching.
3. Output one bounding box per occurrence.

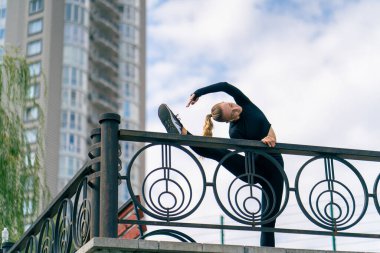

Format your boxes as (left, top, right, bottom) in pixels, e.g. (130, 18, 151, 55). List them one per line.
(158, 82, 284, 247)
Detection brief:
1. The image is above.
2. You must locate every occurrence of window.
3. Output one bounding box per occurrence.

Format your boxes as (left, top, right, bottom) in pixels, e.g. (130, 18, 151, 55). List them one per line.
(71, 67, 77, 85)
(73, 5, 79, 22)
(28, 18, 43, 35)
(65, 3, 71, 21)
(65, 3, 86, 25)
(121, 24, 138, 41)
(77, 114, 82, 131)
(123, 5, 138, 22)
(0, 8, 6, 19)
(61, 111, 67, 128)
(64, 24, 86, 45)
(23, 200, 33, 215)
(60, 133, 66, 150)
(68, 157, 74, 175)
(80, 7, 85, 25)
(0, 28, 4, 39)
(62, 90, 69, 105)
(70, 112, 75, 129)
(25, 152, 36, 167)
(69, 134, 75, 151)
(27, 40, 42, 56)
(124, 63, 137, 79)
(24, 106, 39, 122)
(25, 176, 34, 191)
(29, 0, 43, 14)
(71, 90, 76, 106)
(27, 83, 40, 99)
(76, 137, 81, 152)
(29, 62, 41, 77)
(123, 102, 130, 117)
(25, 128, 38, 144)
(125, 83, 137, 98)
(63, 66, 69, 84)
(63, 46, 88, 68)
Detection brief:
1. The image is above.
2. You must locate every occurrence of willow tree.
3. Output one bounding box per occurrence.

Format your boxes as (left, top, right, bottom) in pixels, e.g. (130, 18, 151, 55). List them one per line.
(0, 49, 46, 241)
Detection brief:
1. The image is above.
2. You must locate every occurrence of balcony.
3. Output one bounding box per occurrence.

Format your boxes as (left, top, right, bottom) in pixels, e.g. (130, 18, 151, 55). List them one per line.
(89, 50, 119, 74)
(91, 11, 119, 35)
(88, 93, 119, 112)
(96, 0, 120, 16)
(89, 71, 119, 95)
(91, 31, 119, 55)
(8, 114, 380, 253)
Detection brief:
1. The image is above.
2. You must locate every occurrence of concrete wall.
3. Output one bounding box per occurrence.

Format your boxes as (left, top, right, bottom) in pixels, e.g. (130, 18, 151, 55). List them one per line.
(77, 238, 376, 253)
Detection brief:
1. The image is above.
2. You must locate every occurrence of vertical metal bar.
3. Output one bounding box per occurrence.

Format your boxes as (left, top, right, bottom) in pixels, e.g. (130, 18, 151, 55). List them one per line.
(330, 159, 337, 251)
(99, 113, 120, 238)
(220, 215, 224, 245)
(89, 129, 101, 238)
(324, 157, 337, 251)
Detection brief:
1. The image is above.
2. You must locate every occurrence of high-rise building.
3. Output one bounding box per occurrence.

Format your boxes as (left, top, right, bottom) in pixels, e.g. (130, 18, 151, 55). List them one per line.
(4, 0, 146, 206)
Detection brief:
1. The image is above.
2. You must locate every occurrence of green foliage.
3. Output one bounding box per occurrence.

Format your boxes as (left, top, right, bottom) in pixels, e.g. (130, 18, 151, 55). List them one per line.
(0, 48, 46, 241)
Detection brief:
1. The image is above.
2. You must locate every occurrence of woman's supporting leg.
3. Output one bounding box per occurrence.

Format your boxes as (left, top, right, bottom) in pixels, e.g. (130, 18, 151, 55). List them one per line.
(190, 141, 285, 247)
(256, 154, 284, 247)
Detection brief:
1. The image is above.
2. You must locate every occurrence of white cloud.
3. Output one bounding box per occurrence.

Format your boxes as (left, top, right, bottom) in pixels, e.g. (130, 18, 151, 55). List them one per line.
(145, 0, 380, 251)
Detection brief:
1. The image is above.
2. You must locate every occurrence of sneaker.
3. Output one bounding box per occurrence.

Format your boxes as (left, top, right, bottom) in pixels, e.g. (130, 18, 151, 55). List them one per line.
(158, 104, 183, 134)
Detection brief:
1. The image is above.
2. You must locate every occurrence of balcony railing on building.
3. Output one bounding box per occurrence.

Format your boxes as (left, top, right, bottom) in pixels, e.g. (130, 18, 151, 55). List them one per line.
(90, 31, 119, 55)
(96, 0, 120, 16)
(91, 11, 120, 35)
(89, 71, 119, 95)
(88, 94, 119, 112)
(8, 113, 380, 253)
(89, 50, 119, 74)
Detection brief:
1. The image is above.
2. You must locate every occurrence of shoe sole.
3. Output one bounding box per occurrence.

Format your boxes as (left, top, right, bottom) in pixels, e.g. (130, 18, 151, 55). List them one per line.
(158, 104, 181, 134)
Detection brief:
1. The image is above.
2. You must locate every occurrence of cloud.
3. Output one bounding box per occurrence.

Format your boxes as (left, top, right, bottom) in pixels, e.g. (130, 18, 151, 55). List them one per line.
(145, 0, 380, 251)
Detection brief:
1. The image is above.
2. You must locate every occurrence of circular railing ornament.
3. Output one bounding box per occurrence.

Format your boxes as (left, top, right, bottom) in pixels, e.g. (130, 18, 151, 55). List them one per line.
(24, 236, 37, 253)
(126, 143, 206, 221)
(55, 198, 73, 253)
(295, 155, 369, 231)
(37, 218, 55, 253)
(72, 177, 91, 249)
(213, 150, 289, 226)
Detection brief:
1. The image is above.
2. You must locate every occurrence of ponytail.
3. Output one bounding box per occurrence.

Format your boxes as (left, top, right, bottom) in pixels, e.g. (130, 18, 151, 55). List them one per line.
(203, 114, 214, 137)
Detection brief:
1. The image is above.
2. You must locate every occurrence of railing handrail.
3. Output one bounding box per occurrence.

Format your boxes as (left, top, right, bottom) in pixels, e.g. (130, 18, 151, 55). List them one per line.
(119, 129, 380, 162)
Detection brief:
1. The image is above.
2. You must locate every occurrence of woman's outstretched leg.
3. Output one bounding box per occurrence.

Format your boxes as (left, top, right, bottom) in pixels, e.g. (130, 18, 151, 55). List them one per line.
(158, 104, 247, 177)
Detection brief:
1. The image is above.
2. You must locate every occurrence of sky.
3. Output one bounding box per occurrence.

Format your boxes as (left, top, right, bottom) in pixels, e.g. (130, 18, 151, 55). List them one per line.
(143, 0, 380, 251)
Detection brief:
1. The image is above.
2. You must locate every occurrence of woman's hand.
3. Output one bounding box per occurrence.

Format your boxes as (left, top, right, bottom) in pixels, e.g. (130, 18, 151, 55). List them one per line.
(186, 93, 199, 107)
(262, 126, 277, 147)
(261, 135, 276, 147)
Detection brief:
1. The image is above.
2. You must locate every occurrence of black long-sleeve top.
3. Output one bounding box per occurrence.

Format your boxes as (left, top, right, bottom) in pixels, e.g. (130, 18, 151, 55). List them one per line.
(193, 82, 271, 141)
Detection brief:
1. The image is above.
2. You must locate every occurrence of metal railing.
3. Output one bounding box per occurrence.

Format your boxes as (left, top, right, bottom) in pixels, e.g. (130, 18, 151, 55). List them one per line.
(9, 113, 380, 253)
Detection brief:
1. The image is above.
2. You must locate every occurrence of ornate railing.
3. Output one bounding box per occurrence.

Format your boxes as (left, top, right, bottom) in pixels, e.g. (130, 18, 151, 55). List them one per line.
(9, 113, 380, 253)
(8, 128, 102, 253)
(119, 120, 380, 240)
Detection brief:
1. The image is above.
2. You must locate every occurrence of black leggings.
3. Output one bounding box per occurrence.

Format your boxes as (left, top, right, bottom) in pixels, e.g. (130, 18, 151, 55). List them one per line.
(188, 137, 284, 247)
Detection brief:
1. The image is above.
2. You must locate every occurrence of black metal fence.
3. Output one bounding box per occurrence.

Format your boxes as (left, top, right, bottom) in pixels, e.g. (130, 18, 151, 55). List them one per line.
(9, 113, 380, 252)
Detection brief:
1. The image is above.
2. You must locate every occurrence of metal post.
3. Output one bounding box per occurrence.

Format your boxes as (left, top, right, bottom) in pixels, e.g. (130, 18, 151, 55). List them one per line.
(99, 113, 120, 238)
(89, 128, 101, 238)
(220, 215, 224, 245)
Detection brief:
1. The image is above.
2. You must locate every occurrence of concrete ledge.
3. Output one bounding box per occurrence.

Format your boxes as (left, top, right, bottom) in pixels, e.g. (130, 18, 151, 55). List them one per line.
(76, 237, 376, 253)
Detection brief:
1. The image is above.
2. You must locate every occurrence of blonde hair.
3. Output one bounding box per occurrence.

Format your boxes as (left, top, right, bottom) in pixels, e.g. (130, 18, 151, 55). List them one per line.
(202, 103, 224, 137)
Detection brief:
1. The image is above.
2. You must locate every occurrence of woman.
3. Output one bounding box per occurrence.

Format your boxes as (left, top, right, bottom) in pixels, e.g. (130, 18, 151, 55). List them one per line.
(158, 82, 284, 247)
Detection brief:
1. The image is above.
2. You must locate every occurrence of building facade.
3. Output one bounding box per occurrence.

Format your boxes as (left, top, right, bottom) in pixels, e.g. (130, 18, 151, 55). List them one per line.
(4, 0, 145, 207)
